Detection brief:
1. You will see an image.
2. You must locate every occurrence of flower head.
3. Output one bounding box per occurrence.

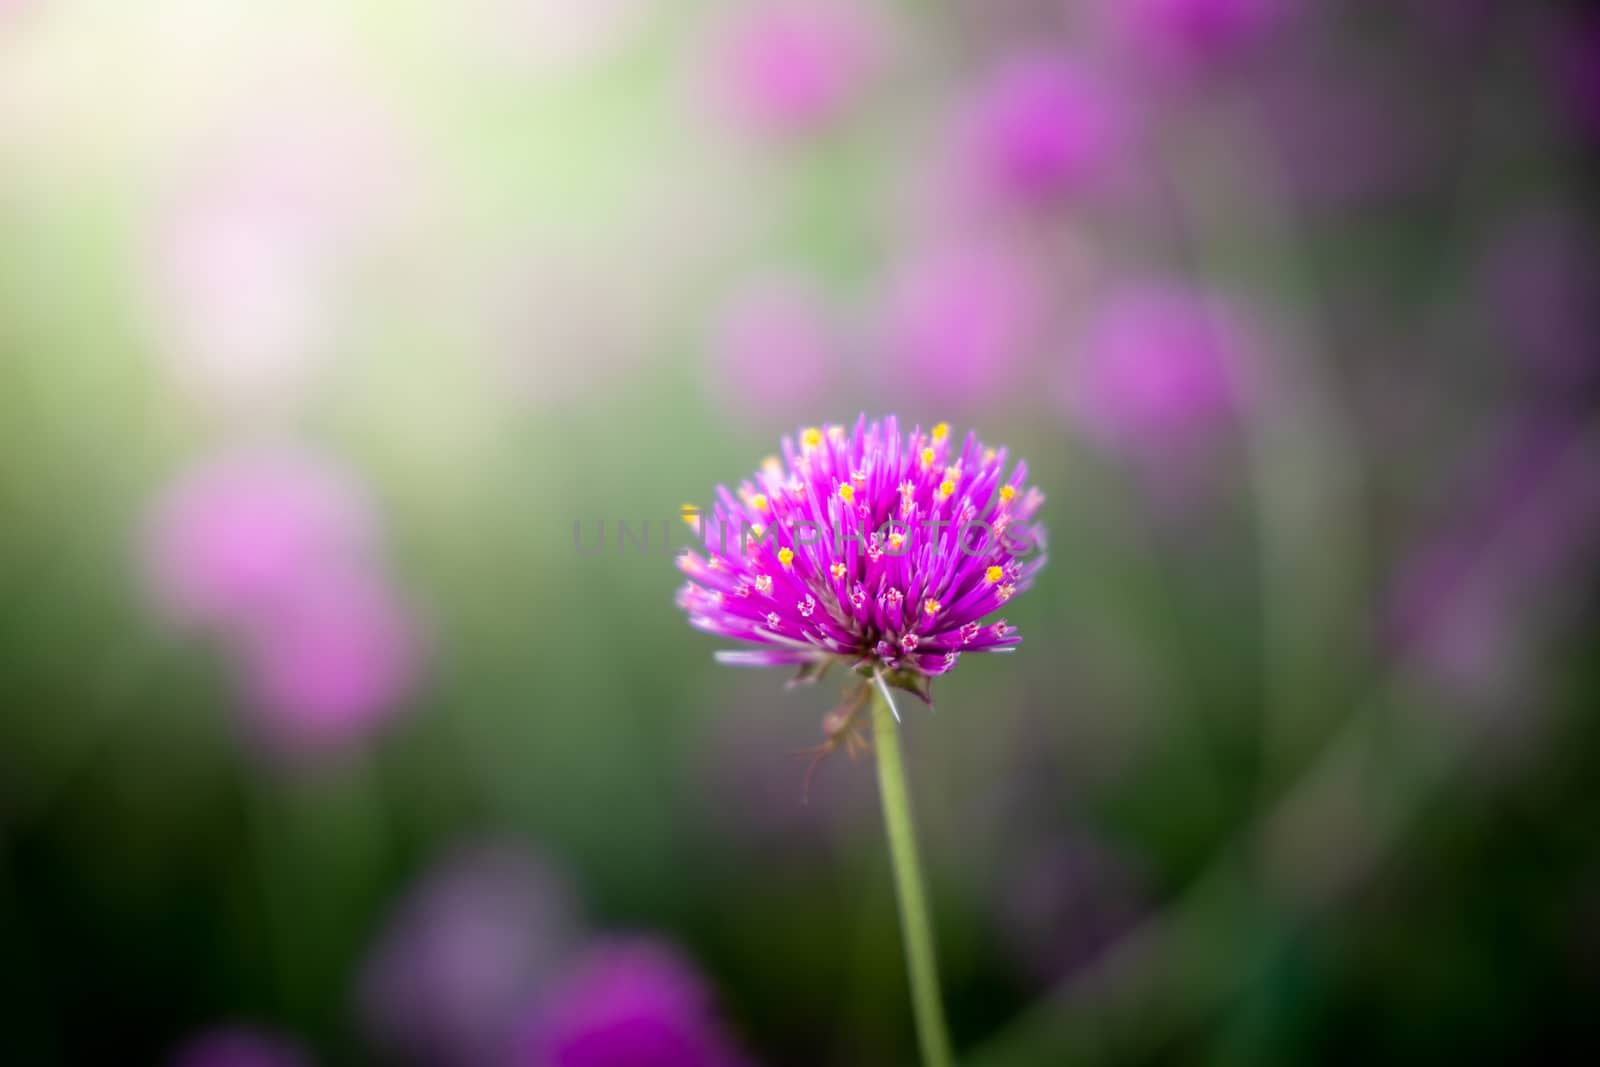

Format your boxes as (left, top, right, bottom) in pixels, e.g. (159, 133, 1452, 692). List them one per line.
(142, 446, 377, 629)
(1063, 281, 1252, 454)
(358, 840, 581, 1067)
(1115, 0, 1286, 76)
(676, 418, 1044, 690)
(881, 238, 1045, 407)
(712, 0, 884, 137)
(514, 939, 752, 1067)
(957, 52, 1127, 206)
(239, 568, 423, 754)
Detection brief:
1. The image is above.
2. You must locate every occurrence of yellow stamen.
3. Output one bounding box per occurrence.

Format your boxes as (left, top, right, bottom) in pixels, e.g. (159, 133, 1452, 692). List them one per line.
(938, 479, 956, 498)
(680, 504, 700, 526)
(778, 547, 795, 568)
(999, 484, 1016, 503)
(923, 597, 941, 616)
(829, 562, 847, 580)
(983, 448, 997, 462)
(750, 493, 769, 512)
(837, 482, 854, 504)
(920, 447, 936, 468)
(985, 565, 1004, 584)
(931, 422, 950, 441)
(801, 427, 823, 450)
(888, 531, 905, 549)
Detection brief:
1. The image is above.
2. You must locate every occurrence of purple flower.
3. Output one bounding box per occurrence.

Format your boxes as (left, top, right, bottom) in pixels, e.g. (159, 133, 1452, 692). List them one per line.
(239, 568, 422, 754)
(142, 447, 377, 630)
(1114, 0, 1286, 75)
(956, 52, 1126, 206)
(675, 418, 1045, 689)
(514, 940, 751, 1067)
(1062, 282, 1251, 454)
(880, 238, 1045, 409)
(359, 840, 582, 1067)
(167, 1027, 312, 1067)
(709, 278, 843, 425)
(712, 0, 883, 137)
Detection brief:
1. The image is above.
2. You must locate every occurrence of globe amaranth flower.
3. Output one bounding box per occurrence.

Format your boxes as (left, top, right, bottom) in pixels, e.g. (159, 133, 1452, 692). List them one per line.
(514, 939, 753, 1067)
(712, 0, 884, 137)
(1114, 0, 1286, 76)
(675, 417, 1045, 705)
(956, 52, 1127, 207)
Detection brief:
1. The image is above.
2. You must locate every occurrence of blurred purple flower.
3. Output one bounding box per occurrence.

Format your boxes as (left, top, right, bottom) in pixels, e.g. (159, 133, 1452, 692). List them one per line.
(1482, 211, 1600, 389)
(956, 52, 1127, 207)
(1113, 0, 1285, 75)
(167, 1027, 312, 1067)
(143, 447, 377, 630)
(1063, 282, 1251, 455)
(709, 278, 842, 425)
(515, 940, 752, 1067)
(359, 840, 582, 1067)
(239, 568, 422, 754)
(881, 238, 1046, 408)
(712, 0, 883, 137)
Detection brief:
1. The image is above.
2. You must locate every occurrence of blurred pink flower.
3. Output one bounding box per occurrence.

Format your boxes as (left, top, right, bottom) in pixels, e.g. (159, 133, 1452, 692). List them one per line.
(712, 0, 884, 136)
(239, 568, 422, 754)
(515, 939, 753, 1067)
(956, 52, 1127, 207)
(1113, 0, 1286, 75)
(881, 237, 1046, 409)
(708, 278, 842, 425)
(1063, 282, 1251, 454)
(167, 1027, 312, 1067)
(148, 71, 416, 409)
(143, 448, 377, 630)
(359, 840, 582, 1067)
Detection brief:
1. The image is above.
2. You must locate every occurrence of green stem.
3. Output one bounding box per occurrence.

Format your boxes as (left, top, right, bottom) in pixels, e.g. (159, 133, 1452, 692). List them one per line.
(872, 679, 955, 1067)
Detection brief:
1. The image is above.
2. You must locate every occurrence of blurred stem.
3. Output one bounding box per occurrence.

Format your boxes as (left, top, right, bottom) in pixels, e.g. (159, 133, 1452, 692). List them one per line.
(872, 680, 955, 1067)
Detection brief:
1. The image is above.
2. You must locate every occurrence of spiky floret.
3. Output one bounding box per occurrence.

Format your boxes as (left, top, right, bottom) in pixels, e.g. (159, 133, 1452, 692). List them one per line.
(675, 417, 1046, 691)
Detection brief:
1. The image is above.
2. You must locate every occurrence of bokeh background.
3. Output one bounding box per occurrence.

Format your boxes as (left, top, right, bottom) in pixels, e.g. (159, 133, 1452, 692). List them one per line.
(3, 1, 1599, 1064)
